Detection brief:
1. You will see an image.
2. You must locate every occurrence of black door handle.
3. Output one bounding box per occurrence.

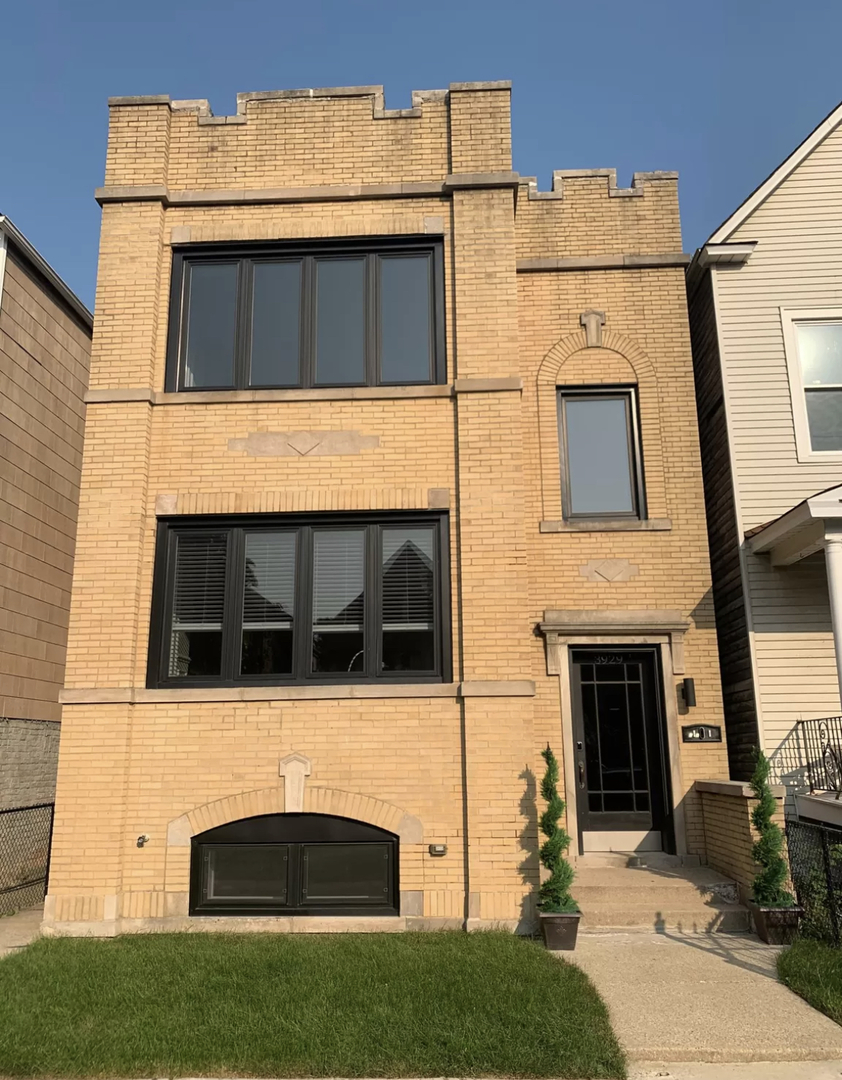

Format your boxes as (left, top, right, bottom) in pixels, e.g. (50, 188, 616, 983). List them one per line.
(578, 761, 585, 788)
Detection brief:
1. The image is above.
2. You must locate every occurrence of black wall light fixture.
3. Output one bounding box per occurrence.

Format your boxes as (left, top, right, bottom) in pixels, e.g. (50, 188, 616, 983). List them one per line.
(680, 677, 696, 709)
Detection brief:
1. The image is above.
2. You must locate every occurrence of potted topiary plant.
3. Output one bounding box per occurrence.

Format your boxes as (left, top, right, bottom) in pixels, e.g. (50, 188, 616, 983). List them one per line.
(747, 748, 802, 944)
(537, 744, 581, 950)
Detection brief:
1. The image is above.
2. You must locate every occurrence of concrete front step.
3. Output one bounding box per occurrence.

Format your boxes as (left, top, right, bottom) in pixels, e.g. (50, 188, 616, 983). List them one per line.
(579, 901, 750, 933)
(573, 861, 749, 932)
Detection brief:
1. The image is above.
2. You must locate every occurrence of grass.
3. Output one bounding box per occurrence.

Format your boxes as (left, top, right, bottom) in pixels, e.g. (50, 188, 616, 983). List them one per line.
(778, 937, 842, 1025)
(0, 931, 625, 1079)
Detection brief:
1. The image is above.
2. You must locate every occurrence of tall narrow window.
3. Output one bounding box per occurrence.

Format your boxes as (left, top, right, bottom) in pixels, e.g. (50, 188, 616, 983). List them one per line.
(315, 258, 366, 385)
(249, 261, 301, 386)
(796, 322, 842, 451)
(558, 389, 644, 519)
(169, 533, 228, 677)
(240, 532, 296, 676)
(381, 526, 436, 672)
(311, 529, 366, 674)
(379, 255, 433, 383)
(182, 263, 238, 388)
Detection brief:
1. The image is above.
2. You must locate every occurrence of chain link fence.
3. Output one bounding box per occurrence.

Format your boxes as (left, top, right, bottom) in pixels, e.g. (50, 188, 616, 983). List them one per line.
(0, 803, 54, 916)
(786, 818, 842, 945)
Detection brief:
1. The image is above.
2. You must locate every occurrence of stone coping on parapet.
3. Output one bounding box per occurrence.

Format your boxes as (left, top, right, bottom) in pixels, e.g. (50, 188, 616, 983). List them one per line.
(520, 168, 679, 201)
(106, 81, 512, 125)
(59, 681, 536, 705)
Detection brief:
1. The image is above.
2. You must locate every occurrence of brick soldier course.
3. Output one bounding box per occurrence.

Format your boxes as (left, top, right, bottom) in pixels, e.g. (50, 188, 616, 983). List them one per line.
(46, 82, 738, 935)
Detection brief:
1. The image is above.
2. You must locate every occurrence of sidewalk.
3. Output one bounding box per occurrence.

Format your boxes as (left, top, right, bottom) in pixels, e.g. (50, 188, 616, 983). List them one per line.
(574, 931, 842, 1063)
(0, 905, 42, 959)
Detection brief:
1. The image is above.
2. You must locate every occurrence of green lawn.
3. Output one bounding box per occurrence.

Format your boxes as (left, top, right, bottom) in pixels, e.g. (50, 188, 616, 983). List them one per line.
(778, 937, 842, 1025)
(0, 931, 624, 1079)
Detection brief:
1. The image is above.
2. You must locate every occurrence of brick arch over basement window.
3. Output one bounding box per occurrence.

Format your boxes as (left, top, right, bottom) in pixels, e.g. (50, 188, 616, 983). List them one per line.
(536, 329, 668, 522)
(163, 785, 424, 893)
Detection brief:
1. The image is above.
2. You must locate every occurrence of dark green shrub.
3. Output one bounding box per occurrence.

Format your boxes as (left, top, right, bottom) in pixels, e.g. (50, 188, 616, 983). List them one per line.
(537, 745, 578, 914)
(750, 749, 795, 908)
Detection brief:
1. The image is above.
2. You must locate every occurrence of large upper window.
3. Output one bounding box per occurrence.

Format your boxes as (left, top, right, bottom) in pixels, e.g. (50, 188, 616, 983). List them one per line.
(148, 513, 449, 687)
(166, 239, 445, 391)
(557, 387, 645, 519)
(783, 311, 842, 457)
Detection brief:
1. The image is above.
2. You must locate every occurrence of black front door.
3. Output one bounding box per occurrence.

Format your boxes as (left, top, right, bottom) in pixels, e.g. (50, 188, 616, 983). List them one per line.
(571, 647, 673, 852)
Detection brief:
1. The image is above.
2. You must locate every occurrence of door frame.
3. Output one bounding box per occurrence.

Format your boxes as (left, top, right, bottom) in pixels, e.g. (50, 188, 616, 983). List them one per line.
(539, 610, 690, 857)
(570, 645, 674, 854)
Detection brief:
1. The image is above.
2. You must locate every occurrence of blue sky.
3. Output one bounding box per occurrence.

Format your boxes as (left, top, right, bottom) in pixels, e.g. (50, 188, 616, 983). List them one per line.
(2, 0, 841, 309)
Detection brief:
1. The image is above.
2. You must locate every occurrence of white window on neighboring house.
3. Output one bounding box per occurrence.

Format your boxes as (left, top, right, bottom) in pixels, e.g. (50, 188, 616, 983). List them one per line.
(783, 308, 842, 460)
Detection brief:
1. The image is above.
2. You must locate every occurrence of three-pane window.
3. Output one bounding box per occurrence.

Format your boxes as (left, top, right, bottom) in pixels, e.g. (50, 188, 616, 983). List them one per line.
(168, 240, 444, 391)
(557, 388, 645, 519)
(150, 514, 448, 687)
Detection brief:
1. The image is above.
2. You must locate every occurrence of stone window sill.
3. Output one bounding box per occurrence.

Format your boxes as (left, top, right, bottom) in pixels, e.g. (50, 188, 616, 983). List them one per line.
(539, 519, 672, 533)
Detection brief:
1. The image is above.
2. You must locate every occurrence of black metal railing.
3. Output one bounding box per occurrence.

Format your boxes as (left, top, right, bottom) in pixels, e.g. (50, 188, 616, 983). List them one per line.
(787, 818, 842, 945)
(797, 717, 842, 796)
(0, 803, 54, 917)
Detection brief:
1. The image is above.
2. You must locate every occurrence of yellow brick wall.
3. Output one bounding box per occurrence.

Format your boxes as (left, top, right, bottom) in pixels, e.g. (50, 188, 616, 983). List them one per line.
(700, 789, 787, 900)
(49, 82, 728, 934)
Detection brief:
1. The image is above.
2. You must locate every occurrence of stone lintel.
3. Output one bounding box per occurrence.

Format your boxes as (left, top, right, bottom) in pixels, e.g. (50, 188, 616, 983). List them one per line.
(517, 253, 690, 272)
(541, 609, 691, 636)
(452, 377, 523, 393)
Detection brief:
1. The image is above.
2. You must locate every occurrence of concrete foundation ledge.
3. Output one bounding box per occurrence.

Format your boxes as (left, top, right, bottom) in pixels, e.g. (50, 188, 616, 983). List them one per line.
(44, 915, 417, 936)
(696, 779, 786, 799)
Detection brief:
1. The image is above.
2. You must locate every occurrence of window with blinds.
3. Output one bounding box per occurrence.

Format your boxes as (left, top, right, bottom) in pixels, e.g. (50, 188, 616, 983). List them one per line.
(150, 514, 448, 687)
(169, 533, 228, 677)
(381, 527, 435, 672)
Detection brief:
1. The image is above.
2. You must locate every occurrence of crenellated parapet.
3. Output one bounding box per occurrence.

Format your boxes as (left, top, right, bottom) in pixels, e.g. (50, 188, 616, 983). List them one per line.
(516, 168, 684, 262)
(100, 82, 512, 194)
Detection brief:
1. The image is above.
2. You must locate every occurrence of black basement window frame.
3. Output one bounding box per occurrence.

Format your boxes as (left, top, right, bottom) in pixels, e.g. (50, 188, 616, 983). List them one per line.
(189, 813, 399, 917)
(165, 237, 446, 392)
(557, 385, 647, 521)
(147, 512, 451, 688)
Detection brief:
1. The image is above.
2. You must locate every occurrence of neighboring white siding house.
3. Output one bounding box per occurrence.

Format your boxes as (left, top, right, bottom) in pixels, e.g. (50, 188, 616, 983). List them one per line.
(688, 102, 842, 812)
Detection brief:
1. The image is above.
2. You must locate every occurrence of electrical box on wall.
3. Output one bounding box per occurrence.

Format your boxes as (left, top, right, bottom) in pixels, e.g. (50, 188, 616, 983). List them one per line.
(682, 724, 722, 743)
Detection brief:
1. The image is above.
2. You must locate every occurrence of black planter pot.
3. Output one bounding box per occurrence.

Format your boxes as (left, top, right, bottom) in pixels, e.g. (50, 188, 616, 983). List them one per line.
(539, 911, 581, 951)
(747, 901, 803, 945)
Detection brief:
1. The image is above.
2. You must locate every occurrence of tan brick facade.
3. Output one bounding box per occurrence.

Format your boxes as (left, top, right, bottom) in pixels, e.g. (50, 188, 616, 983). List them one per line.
(47, 82, 728, 935)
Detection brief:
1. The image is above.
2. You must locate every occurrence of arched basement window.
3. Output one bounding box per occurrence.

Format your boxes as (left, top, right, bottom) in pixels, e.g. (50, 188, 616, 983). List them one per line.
(189, 813, 399, 917)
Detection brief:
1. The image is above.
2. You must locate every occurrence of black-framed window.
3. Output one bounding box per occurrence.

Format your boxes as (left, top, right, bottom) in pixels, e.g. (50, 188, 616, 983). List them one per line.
(166, 238, 446, 391)
(190, 813, 399, 917)
(557, 387, 646, 520)
(148, 512, 450, 688)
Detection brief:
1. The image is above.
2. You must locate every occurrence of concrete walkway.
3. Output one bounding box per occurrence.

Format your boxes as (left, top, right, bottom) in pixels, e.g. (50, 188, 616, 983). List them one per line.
(629, 1064, 842, 1079)
(0, 904, 42, 958)
(574, 931, 842, 1063)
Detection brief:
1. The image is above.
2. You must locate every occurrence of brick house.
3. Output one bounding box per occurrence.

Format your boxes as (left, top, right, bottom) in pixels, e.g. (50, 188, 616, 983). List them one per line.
(0, 217, 92, 812)
(45, 82, 746, 935)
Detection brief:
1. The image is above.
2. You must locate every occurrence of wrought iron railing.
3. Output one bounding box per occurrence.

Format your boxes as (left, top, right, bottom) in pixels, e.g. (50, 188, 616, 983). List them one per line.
(787, 818, 842, 945)
(797, 717, 842, 797)
(0, 803, 54, 916)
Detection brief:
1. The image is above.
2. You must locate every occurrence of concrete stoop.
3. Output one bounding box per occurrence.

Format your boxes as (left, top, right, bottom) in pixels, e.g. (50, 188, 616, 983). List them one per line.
(574, 854, 749, 933)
